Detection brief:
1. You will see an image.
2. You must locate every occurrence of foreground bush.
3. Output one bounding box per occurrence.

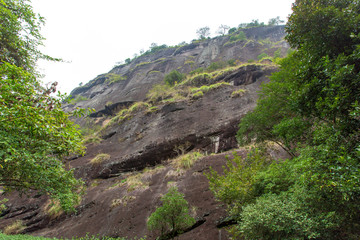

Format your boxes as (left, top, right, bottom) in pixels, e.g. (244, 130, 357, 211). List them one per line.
(147, 187, 195, 239)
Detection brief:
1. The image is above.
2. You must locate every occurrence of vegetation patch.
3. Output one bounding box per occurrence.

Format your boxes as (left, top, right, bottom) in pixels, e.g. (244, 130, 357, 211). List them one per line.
(191, 91, 203, 99)
(257, 52, 270, 61)
(184, 60, 195, 65)
(128, 101, 150, 112)
(181, 65, 238, 86)
(172, 151, 204, 170)
(191, 82, 230, 96)
(83, 135, 102, 145)
(126, 172, 149, 192)
(105, 73, 127, 85)
(154, 57, 166, 63)
(146, 84, 187, 104)
(44, 200, 63, 219)
(224, 31, 247, 46)
(164, 70, 185, 86)
(146, 106, 159, 114)
(133, 61, 151, 70)
(3, 220, 26, 235)
(148, 70, 162, 75)
(69, 95, 89, 104)
(231, 88, 247, 98)
(90, 153, 111, 164)
(111, 196, 136, 208)
(101, 102, 150, 131)
(189, 67, 204, 75)
(90, 179, 101, 188)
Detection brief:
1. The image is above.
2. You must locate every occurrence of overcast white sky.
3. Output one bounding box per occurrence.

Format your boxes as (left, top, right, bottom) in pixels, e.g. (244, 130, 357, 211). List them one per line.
(32, 0, 294, 94)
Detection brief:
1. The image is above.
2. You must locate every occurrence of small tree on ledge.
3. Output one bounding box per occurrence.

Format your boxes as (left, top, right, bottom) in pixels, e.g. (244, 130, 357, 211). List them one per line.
(147, 186, 195, 239)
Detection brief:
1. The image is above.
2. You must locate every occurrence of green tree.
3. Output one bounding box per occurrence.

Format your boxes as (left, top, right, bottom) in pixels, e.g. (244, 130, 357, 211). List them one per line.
(228, 27, 237, 34)
(268, 16, 284, 26)
(246, 19, 265, 28)
(0, 0, 85, 212)
(164, 70, 184, 86)
(147, 187, 195, 239)
(206, 149, 269, 217)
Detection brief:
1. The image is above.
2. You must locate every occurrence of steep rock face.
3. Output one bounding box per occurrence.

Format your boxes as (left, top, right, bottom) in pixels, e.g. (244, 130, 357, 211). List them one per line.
(0, 26, 289, 239)
(64, 26, 287, 114)
(80, 65, 277, 180)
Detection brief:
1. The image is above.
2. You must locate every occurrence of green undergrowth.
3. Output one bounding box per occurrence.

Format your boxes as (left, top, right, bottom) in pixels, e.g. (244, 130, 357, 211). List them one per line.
(100, 102, 150, 131)
(231, 88, 247, 98)
(69, 95, 89, 104)
(190, 82, 230, 95)
(172, 151, 204, 170)
(105, 73, 127, 85)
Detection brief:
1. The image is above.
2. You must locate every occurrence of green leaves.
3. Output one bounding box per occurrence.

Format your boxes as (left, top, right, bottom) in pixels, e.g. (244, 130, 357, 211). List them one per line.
(0, 62, 84, 212)
(206, 149, 270, 216)
(147, 187, 195, 238)
(164, 70, 185, 86)
(225, 1, 360, 238)
(0, 0, 87, 212)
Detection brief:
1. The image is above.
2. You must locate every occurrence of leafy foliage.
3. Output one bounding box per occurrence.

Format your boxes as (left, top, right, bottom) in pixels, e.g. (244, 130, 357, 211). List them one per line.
(206, 149, 270, 216)
(0, 0, 59, 71)
(0, 0, 85, 212)
(0, 63, 84, 212)
(164, 70, 184, 86)
(147, 187, 195, 239)
(228, 31, 247, 43)
(207, 0, 360, 239)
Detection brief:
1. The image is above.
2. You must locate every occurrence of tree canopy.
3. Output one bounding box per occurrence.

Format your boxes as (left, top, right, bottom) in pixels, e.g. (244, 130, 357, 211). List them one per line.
(147, 187, 195, 239)
(0, 0, 85, 212)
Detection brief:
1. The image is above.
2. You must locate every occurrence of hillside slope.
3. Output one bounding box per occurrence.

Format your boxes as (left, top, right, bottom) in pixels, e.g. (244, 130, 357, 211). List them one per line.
(0, 26, 289, 239)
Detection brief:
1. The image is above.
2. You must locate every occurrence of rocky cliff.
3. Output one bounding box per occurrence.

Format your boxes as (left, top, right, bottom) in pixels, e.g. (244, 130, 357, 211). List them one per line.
(0, 26, 289, 239)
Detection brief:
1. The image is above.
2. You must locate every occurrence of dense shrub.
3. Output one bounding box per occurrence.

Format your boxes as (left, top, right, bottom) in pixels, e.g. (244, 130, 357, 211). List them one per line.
(239, 193, 322, 240)
(164, 70, 184, 86)
(147, 187, 195, 239)
(257, 52, 269, 61)
(229, 31, 246, 42)
(206, 61, 227, 72)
